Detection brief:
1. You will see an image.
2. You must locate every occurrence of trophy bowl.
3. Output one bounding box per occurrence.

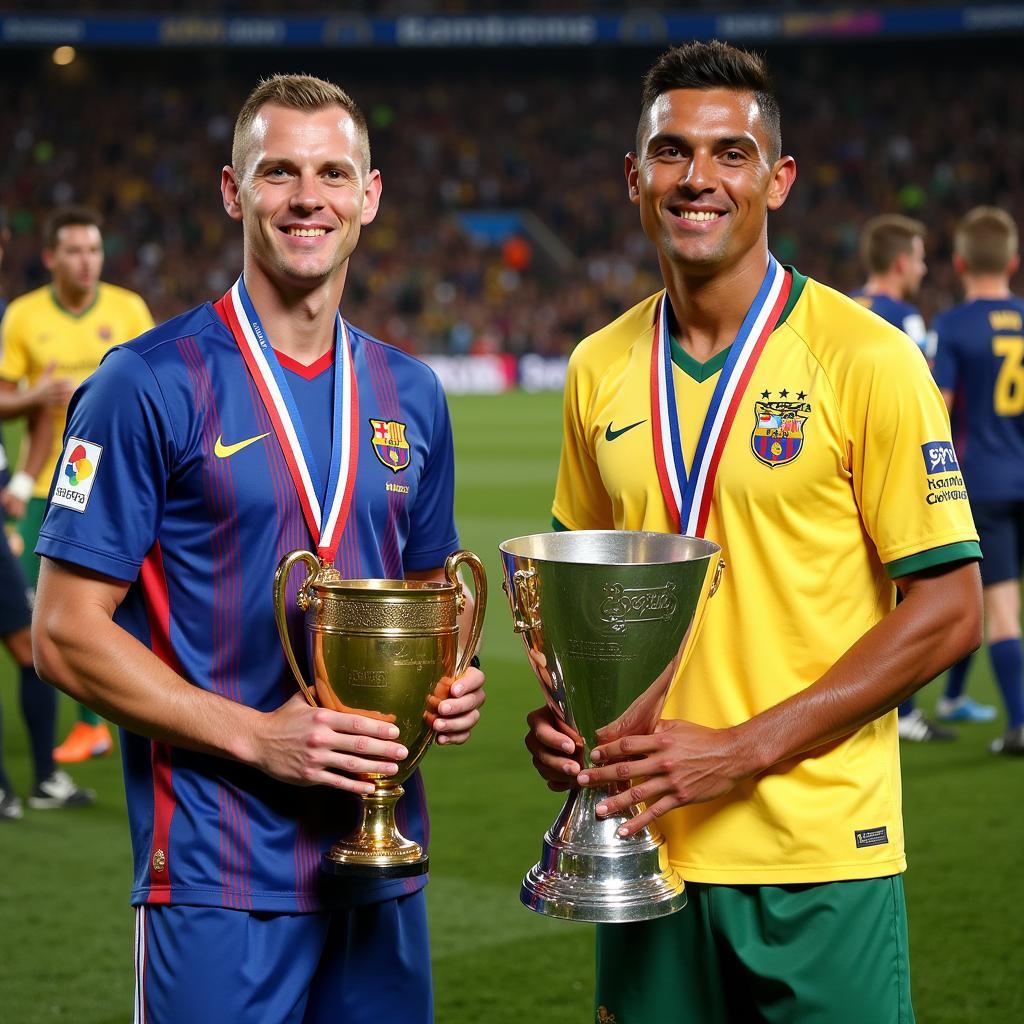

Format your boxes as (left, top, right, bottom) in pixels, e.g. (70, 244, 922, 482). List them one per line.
(274, 549, 486, 878)
(499, 530, 723, 923)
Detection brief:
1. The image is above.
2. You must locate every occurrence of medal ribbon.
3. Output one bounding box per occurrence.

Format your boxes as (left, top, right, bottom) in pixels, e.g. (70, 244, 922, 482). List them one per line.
(221, 277, 358, 565)
(651, 255, 791, 536)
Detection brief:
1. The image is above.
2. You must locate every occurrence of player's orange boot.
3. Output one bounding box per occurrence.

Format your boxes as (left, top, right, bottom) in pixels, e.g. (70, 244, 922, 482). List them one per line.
(54, 722, 114, 763)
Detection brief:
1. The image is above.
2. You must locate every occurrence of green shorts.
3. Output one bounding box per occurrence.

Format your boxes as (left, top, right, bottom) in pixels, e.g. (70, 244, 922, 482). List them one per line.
(17, 496, 46, 589)
(595, 876, 915, 1024)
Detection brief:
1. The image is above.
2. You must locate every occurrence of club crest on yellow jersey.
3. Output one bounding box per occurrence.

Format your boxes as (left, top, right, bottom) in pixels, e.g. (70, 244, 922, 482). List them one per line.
(751, 391, 811, 468)
(369, 418, 411, 472)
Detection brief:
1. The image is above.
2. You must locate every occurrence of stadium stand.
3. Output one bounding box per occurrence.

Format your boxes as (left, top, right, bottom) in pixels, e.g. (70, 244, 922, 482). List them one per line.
(1, 41, 1021, 356)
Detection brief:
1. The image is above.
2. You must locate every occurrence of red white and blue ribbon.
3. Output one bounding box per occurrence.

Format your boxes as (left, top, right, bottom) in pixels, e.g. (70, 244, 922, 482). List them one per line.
(651, 254, 791, 537)
(222, 276, 359, 566)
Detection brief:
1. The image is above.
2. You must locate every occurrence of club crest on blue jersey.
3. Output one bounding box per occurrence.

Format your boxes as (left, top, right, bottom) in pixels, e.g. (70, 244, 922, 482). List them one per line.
(921, 441, 959, 475)
(369, 418, 411, 472)
(751, 393, 811, 468)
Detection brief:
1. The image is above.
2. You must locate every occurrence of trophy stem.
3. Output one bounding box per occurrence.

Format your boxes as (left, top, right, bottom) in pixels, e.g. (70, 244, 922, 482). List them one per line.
(520, 784, 687, 923)
(321, 783, 428, 879)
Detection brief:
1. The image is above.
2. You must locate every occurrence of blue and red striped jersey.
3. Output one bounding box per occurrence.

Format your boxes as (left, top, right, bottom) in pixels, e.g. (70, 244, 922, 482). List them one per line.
(37, 298, 459, 912)
(932, 296, 1024, 503)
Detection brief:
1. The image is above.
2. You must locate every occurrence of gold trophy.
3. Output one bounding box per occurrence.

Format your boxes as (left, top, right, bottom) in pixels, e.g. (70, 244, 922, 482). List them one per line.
(274, 550, 486, 877)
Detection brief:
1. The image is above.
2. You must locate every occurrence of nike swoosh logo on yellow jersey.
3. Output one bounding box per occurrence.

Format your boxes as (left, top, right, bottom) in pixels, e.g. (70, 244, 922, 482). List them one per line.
(213, 432, 270, 459)
(605, 419, 646, 442)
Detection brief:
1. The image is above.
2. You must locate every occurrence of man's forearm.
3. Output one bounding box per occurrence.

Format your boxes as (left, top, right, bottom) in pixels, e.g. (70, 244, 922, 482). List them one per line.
(33, 567, 263, 765)
(732, 562, 983, 775)
(20, 409, 55, 482)
(583, 562, 983, 831)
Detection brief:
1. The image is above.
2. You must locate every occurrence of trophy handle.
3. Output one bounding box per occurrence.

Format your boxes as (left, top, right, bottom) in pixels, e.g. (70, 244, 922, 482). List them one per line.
(273, 549, 323, 708)
(504, 567, 541, 633)
(444, 550, 488, 679)
(710, 557, 726, 597)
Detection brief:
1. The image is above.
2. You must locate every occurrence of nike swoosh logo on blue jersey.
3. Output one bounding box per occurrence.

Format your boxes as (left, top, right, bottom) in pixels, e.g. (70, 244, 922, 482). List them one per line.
(214, 432, 270, 458)
(605, 420, 646, 442)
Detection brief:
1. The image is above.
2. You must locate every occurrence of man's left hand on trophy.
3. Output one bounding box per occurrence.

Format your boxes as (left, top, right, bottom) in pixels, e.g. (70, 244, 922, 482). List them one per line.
(578, 718, 755, 837)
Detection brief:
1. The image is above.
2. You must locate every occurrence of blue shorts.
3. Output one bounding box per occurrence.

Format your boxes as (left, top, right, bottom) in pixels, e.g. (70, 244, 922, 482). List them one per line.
(0, 530, 30, 636)
(972, 499, 1024, 586)
(134, 891, 432, 1024)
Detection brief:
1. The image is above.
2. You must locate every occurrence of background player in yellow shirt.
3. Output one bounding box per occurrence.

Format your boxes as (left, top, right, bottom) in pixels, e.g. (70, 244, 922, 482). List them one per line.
(0, 207, 154, 762)
(0, 213, 96, 816)
(526, 41, 982, 1024)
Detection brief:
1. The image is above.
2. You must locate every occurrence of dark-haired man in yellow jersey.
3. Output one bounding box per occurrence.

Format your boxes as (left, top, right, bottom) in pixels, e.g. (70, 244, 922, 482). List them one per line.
(0, 206, 153, 763)
(526, 40, 982, 1024)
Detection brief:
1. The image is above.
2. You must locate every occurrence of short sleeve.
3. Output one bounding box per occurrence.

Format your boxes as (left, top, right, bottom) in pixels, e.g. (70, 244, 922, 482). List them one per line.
(0, 302, 30, 383)
(36, 347, 176, 582)
(401, 371, 459, 572)
(551, 347, 614, 531)
(842, 336, 978, 576)
(931, 314, 958, 391)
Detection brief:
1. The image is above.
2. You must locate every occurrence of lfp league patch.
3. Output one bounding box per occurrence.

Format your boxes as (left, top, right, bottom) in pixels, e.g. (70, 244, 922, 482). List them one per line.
(50, 436, 103, 513)
(921, 441, 960, 476)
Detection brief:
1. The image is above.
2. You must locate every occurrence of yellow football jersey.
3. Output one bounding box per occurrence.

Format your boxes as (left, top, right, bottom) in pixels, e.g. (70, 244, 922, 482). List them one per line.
(552, 269, 980, 884)
(0, 283, 154, 497)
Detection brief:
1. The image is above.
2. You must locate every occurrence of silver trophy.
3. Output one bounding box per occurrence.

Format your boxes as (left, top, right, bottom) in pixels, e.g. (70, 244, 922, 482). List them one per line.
(499, 530, 724, 923)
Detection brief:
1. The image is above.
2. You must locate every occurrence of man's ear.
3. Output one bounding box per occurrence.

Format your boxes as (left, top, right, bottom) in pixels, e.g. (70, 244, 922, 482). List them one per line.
(221, 165, 243, 222)
(625, 152, 641, 206)
(766, 155, 797, 213)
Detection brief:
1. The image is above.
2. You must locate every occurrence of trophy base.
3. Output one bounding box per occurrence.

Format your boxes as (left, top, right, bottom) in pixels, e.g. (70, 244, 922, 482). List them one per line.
(319, 782, 430, 879)
(521, 861, 686, 923)
(321, 850, 428, 880)
(520, 786, 688, 923)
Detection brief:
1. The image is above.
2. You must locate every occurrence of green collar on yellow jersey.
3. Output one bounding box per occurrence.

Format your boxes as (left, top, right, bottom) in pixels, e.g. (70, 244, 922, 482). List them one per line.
(49, 284, 100, 320)
(669, 266, 808, 382)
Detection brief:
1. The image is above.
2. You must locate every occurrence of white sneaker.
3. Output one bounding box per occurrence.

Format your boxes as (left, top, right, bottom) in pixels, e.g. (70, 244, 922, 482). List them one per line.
(28, 770, 96, 809)
(897, 708, 956, 743)
(0, 787, 23, 820)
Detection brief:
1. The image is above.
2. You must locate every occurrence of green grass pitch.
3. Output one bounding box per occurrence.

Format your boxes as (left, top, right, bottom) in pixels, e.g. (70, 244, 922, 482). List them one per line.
(0, 390, 1021, 1022)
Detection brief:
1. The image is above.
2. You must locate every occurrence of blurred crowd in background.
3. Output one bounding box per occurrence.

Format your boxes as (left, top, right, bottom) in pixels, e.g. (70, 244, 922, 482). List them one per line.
(2, 40, 1021, 354)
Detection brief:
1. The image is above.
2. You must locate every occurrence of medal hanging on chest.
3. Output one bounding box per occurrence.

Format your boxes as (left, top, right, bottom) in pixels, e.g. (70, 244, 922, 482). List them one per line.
(221, 276, 359, 567)
(650, 255, 791, 537)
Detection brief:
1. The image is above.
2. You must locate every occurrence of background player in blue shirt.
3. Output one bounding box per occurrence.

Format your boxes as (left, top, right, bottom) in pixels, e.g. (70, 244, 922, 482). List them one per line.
(933, 207, 1024, 755)
(850, 214, 974, 740)
(31, 75, 487, 1022)
(851, 214, 932, 361)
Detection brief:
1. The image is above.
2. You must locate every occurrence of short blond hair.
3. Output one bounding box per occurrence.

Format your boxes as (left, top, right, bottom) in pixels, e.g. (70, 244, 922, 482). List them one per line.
(232, 73, 371, 176)
(954, 207, 1018, 275)
(859, 214, 926, 275)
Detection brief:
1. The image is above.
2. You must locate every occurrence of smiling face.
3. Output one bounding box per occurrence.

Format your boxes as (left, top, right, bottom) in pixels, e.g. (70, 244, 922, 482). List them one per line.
(626, 87, 794, 278)
(221, 102, 381, 295)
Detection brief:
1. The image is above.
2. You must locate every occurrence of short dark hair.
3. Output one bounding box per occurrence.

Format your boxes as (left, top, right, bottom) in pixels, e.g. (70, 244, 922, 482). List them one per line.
(859, 215, 926, 275)
(637, 40, 781, 162)
(955, 206, 1018, 275)
(43, 205, 103, 250)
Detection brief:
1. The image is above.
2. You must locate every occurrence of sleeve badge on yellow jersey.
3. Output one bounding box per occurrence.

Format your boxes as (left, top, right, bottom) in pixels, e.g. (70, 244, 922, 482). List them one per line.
(369, 418, 411, 472)
(751, 392, 812, 468)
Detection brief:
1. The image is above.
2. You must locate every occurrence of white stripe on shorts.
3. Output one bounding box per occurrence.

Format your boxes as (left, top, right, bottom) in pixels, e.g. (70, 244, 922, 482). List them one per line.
(134, 905, 147, 1024)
